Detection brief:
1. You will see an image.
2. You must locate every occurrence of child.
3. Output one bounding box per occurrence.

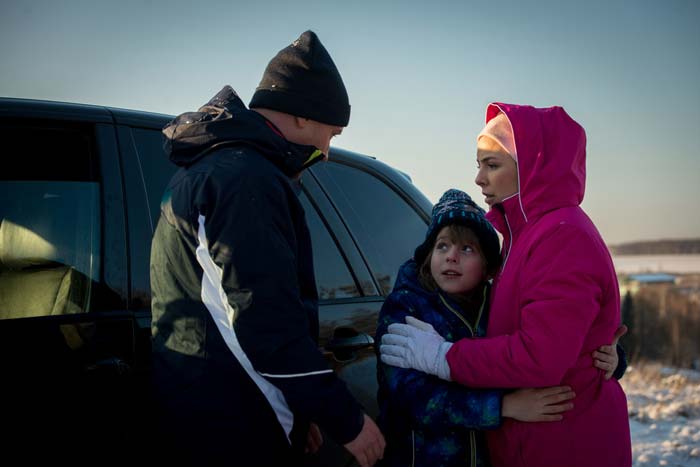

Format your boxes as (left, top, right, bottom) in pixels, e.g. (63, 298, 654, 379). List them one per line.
(380, 105, 631, 467)
(376, 188, 621, 466)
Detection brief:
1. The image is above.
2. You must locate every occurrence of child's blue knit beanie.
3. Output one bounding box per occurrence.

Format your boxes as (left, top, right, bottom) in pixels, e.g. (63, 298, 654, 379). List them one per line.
(414, 189, 501, 274)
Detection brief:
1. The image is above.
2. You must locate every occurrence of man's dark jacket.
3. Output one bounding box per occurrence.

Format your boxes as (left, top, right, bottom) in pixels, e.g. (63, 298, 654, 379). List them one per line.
(150, 86, 363, 465)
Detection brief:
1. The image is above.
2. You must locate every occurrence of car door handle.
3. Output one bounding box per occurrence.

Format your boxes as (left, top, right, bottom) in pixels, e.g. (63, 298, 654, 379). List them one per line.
(325, 327, 374, 353)
(84, 357, 131, 376)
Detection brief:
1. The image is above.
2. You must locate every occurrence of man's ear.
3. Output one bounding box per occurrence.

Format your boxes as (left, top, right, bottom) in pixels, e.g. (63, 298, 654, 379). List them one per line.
(294, 116, 309, 129)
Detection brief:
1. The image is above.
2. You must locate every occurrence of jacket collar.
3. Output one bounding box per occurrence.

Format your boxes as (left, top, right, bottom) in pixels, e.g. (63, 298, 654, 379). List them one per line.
(486, 194, 527, 239)
(486, 194, 528, 274)
(163, 85, 325, 177)
(394, 259, 488, 319)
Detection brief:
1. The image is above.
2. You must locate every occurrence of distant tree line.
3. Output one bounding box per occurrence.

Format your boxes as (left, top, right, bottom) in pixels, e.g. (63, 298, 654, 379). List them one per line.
(610, 238, 700, 255)
(621, 285, 700, 368)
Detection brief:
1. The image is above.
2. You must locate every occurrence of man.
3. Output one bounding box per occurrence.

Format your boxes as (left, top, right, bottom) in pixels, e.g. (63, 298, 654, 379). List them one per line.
(150, 31, 385, 466)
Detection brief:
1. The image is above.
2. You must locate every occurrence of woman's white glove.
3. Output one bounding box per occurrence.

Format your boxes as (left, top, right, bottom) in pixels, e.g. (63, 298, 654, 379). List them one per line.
(380, 316, 452, 381)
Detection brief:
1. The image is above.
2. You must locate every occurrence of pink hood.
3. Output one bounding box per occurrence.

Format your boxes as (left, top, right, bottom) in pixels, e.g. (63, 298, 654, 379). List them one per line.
(446, 103, 631, 467)
(485, 102, 586, 224)
(483, 103, 589, 274)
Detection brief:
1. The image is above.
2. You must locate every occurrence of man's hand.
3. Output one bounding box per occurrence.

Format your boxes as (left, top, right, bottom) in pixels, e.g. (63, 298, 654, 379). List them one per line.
(593, 325, 627, 379)
(305, 423, 323, 454)
(502, 386, 575, 422)
(343, 414, 385, 467)
(380, 316, 452, 381)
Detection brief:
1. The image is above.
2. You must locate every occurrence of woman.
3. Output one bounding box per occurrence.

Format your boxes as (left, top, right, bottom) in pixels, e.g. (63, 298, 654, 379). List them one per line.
(380, 103, 632, 467)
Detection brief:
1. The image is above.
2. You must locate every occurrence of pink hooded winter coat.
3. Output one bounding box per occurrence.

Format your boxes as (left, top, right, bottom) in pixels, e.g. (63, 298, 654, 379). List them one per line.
(446, 103, 631, 467)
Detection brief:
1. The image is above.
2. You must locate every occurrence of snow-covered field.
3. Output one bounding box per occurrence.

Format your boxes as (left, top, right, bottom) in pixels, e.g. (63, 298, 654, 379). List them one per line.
(621, 364, 700, 466)
(612, 255, 700, 274)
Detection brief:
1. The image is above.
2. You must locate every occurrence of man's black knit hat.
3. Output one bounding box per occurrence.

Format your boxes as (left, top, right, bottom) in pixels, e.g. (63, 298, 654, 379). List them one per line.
(414, 189, 501, 276)
(249, 30, 350, 127)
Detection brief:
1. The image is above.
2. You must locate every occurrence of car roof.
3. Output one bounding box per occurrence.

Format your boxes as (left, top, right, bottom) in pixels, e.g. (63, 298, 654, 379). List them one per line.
(0, 96, 172, 128)
(0, 96, 432, 216)
(0, 97, 385, 164)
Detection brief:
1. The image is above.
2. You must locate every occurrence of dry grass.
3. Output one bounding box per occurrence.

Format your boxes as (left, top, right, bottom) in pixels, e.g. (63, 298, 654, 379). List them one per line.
(621, 362, 700, 422)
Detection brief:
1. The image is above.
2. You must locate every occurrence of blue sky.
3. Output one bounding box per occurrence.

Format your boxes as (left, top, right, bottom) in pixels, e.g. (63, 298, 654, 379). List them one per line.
(2, 0, 698, 244)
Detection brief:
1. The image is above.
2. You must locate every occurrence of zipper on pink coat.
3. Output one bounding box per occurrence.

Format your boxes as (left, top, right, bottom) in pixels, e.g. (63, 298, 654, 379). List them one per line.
(500, 212, 513, 276)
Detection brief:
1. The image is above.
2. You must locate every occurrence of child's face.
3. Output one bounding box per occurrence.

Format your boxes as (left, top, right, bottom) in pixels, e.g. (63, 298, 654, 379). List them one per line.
(430, 226, 486, 295)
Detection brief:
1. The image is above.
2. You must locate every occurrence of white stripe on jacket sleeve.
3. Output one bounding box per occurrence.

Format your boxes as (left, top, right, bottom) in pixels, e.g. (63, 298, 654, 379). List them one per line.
(195, 214, 294, 442)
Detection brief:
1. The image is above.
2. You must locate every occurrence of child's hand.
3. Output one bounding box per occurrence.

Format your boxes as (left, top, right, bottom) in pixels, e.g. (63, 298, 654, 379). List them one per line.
(592, 325, 627, 380)
(502, 386, 575, 422)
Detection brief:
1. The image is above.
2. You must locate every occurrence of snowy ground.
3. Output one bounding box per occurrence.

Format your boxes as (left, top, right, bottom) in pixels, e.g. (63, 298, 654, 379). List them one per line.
(621, 364, 700, 466)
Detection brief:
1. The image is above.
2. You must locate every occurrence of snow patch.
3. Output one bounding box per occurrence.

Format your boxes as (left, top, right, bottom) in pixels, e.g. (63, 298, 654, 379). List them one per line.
(622, 364, 700, 466)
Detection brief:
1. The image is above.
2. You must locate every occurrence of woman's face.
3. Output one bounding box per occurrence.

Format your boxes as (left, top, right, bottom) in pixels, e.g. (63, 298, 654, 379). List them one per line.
(475, 136, 519, 206)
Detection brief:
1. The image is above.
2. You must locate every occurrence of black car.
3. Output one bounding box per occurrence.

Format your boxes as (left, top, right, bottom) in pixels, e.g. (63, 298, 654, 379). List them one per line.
(0, 97, 432, 465)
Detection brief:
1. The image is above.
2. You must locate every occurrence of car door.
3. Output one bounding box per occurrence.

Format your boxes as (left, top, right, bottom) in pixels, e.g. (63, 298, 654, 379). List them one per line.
(302, 154, 431, 465)
(112, 115, 174, 377)
(0, 111, 137, 463)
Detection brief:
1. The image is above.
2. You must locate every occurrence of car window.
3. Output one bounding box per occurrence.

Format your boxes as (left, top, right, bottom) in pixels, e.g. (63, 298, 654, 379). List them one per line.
(119, 126, 177, 309)
(0, 122, 101, 319)
(129, 127, 176, 230)
(299, 192, 361, 300)
(313, 162, 427, 295)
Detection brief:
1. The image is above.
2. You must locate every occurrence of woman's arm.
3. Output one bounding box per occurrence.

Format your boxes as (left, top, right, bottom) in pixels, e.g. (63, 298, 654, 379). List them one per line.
(377, 294, 576, 428)
(381, 225, 614, 388)
(592, 325, 628, 379)
(446, 225, 607, 388)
